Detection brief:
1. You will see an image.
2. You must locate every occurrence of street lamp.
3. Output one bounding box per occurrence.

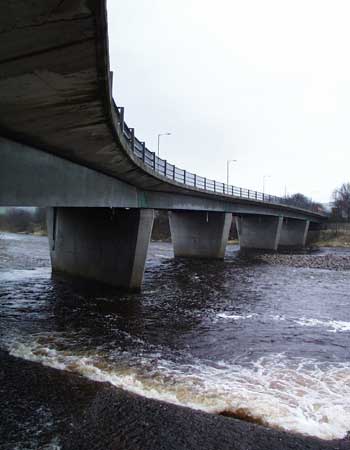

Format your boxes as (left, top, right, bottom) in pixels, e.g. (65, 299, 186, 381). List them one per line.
(226, 160, 237, 191)
(263, 175, 271, 195)
(157, 132, 171, 159)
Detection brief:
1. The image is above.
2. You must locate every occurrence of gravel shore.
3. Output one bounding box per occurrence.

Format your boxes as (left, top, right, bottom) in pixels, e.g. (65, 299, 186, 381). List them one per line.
(255, 251, 350, 271)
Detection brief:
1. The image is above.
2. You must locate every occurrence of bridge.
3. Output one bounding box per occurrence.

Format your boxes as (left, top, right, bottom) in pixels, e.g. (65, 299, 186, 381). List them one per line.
(0, 0, 325, 290)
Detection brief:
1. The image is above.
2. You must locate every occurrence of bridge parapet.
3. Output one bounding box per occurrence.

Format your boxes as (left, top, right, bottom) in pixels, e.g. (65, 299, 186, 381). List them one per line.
(116, 104, 322, 215)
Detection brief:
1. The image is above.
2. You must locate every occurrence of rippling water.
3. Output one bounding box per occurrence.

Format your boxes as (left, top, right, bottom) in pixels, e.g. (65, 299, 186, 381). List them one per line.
(1, 232, 350, 441)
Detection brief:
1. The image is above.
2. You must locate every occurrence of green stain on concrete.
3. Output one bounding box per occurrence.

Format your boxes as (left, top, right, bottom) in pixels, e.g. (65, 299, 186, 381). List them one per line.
(137, 191, 148, 208)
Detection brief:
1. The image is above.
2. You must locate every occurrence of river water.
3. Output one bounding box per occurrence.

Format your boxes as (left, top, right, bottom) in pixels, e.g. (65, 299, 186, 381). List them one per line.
(1, 232, 350, 443)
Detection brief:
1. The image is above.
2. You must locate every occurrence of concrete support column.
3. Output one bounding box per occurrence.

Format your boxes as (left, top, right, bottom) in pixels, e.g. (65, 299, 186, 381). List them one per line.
(279, 218, 310, 249)
(47, 207, 154, 290)
(236, 215, 283, 252)
(169, 211, 232, 259)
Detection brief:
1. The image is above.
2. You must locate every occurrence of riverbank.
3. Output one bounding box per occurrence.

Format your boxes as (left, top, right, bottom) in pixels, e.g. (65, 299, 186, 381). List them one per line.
(1, 350, 349, 450)
(256, 250, 350, 270)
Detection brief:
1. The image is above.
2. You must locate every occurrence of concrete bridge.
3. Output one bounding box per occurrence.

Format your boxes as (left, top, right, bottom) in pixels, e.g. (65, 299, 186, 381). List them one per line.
(0, 1, 325, 290)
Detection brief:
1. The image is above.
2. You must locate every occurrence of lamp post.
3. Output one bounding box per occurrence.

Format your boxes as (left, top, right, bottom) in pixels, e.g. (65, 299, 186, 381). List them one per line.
(157, 132, 171, 159)
(226, 160, 237, 193)
(157, 132, 171, 173)
(263, 175, 271, 195)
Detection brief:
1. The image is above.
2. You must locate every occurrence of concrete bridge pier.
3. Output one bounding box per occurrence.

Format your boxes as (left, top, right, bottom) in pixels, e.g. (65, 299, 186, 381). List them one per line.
(47, 207, 154, 290)
(236, 215, 283, 252)
(279, 218, 310, 250)
(169, 211, 232, 259)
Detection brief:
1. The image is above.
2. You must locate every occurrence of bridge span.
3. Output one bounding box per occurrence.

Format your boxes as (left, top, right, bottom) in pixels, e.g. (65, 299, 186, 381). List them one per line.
(0, 1, 325, 290)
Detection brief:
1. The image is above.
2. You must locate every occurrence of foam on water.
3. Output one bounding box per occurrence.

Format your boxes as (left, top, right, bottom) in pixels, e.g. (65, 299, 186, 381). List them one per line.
(216, 312, 350, 333)
(216, 313, 258, 320)
(295, 317, 350, 333)
(7, 337, 350, 441)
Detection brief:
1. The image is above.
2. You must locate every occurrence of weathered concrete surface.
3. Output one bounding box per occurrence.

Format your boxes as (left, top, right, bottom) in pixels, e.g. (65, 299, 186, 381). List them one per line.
(47, 207, 154, 290)
(1, 351, 348, 450)
(169, 211, 232, 259)
(279, 218, 310, 249)
(236, 215, 283, 252)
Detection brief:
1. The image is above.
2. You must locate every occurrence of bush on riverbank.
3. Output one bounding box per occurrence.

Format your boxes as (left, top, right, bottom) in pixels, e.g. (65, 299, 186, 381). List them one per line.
(0, 208, 47, 235)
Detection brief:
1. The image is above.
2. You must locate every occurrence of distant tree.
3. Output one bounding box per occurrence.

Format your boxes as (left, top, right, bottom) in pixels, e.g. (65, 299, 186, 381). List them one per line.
(0, 208, 47, 234)
(284, 193, 325, 214)
(333, 182, 350, 221)
(313, 203, 326, 214)
(6, 208, 34, 232)
(1, 208, 32, 232)
(284, 193, 312, 209)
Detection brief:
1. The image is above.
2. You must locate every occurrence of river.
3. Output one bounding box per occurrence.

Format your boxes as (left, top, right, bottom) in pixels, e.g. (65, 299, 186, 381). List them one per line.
(1, 232, 350, 447)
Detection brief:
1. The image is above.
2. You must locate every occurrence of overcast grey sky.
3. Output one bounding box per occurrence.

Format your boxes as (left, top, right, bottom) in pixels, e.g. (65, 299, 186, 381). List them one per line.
(107, 0, 350, 203)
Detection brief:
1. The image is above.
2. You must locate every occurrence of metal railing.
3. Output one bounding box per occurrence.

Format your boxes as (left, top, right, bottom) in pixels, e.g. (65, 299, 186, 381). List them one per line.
(115, 103, 320, 213)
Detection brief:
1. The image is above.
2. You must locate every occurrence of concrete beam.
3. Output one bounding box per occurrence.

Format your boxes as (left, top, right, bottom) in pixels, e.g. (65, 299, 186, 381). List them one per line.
(0, 137, 138, 208)
(279, 218, 310, 249)
(169, 211, 232, 259)
(236, 215, 283, 252)
(47, 207, 154, 290)
(142, 191, 322, 221)
(0, 137, 324, 224)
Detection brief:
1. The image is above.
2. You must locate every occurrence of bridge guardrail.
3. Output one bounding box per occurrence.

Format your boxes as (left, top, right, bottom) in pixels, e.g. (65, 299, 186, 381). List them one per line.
(115, 104, 321, 214)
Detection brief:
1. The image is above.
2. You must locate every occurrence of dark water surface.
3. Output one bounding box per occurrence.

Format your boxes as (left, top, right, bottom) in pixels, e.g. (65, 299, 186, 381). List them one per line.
(1, 232, 350, 446)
